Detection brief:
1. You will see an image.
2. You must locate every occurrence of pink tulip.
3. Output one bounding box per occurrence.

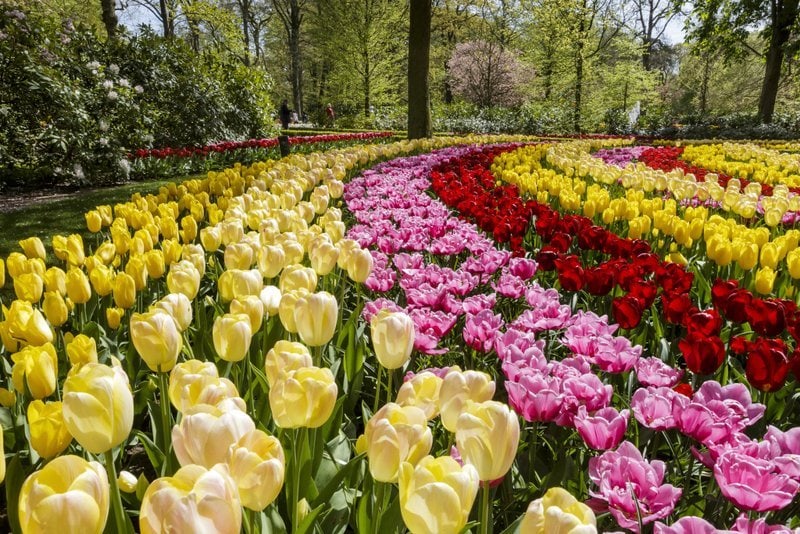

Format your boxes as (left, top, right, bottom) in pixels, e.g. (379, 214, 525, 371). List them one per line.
(593, 336, 641, 373)
(574, 407, 629, 450)
(507, 257, 538, 280)
(491, 272, 526, 298)
(635, 357, 683, 387)
(653, 516, 729, 533)
(505, 369, 561, 423)
(631, 387, 686, 431)
(556, 373, 613, 426)
(714, 449, 800, 512)
(463, 310, 504, 352)
(462, 293, 497, 315)
(731, 512, 800, 533)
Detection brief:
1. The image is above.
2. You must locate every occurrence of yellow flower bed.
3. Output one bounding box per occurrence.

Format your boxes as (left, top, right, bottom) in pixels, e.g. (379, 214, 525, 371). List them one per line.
(681, 143, 800, 188)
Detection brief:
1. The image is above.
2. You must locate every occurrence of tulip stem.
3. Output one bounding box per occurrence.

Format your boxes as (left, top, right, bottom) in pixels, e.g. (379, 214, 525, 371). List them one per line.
(386, 368, 393, 405)
(290, 427, 305, 534)
(479, 482, 491, 534)
(158, 370, 175, 475)
(105, 449, 129, 534)
(373, 364, 383, 413)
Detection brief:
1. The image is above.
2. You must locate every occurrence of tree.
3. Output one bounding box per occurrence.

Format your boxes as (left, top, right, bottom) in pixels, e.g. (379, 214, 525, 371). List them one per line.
(690, 0, 800, 123)
(273, 0, 308, 117)
(625, 0, 679, 70)
(408, 0, 433, 138)
(447, 40, 532, 107)
(101, 0, 119, 38)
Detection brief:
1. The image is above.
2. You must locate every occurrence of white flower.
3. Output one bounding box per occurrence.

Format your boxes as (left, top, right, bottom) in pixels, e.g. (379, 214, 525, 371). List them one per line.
(107, 91, 118, 101)
(108, 64, 119, 75)
(134, 85, 144, 94)
(99, 120, 109, 132)
(102, 80, 113, 89)
(99, 137, 108, 146)
(119, 78, 130, 88)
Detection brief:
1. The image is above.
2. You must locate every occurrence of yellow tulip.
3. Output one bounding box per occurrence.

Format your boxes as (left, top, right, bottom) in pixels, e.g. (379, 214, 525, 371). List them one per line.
(0, 387, 16, 407)
(0, 426, 3, 482)
(130, 309, 183, 372)
(113, 272, 136, 309)
(395, 371, 443, 420)
(153, 292, 193, 332)
(220, 219, 244, 245)
(88, 264, 114, 297)
(226, 429, 285, 511)
(278, 288, 308, 333)
(212, 313, 253, 362)
(200, 226, 222, 252)
(11, 343, 57, 399)
(106, 307, 125, 330)
(62, 362, 134, 454)
(345, 248, 374, 283)
(6, 251, 28, 278)
(224, 242, 255, 271)
(257, 244, 286, 279)
(144, 249, 166, 279)
(336, 239, 360, 268)
(65, 234, 85, 266)
(43, 266, 66, 295)
(455, 400, 520, 481)
(166, 260, 201, 300)
(279, 264, 318, 294)
(357, 403, 432, 482)
(755, 266, 776, 295)
(760, 242, 779, 270)
(259, 285, 282, 316)
(269, 366, 337, 428)
(162, 238, 183, 265)
(370, 309, 415, 370)
(14, 272, 43, 302)
(172, 398, 255, 468)
(263, 340, 313, 387)
(398, 456, 479, 534)
(217, 269, 263, 302)
(0, 258, 5, 288)
(293, 291, 338, 347)
(736, 242, 759, 271)
(169, 359, 239, 412)
(42, 290, 68, 326)
(117, 470, 138, 493)
(19, 236, 46, 260)
(65, 267, 91, 304)
(519, 487, 597, 534)
(66, 334, 98, 366)
(19, 455, 109, 534)
(230, 296, 264, 333)
(439, 367, 496, 433)
(180, 214, 198, 243)
(309, 240, 339, 276)
(27, 400, 72, 459)
(85, 210, 103, 233)
(788, 249, 800, 279)
(140, 464, 241, 534)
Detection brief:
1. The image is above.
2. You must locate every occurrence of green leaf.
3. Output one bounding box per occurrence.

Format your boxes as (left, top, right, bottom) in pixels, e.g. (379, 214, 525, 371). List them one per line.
(498, 515, 523, 534)
(5, 453, 27, 534)
(295, 503, 325, 534)
(311, 452, 365, 509)
(134, 430, 164, 474)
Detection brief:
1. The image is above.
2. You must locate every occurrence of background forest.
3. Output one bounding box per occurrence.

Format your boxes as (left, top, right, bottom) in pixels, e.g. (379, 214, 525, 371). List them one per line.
(3, 0, 800, 185)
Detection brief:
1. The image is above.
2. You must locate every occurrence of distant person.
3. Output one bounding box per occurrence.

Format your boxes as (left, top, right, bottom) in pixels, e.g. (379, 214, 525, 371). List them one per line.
(291, 111, 299, 124)
(279, 99, 291, 130)
(326, 103, 336, 127)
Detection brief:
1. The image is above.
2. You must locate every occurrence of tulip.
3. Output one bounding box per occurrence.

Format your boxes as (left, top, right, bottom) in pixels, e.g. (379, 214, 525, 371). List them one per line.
(27, 400, 72, 459)
(42, 290, 68, 326)
(269, 366, 337, 428)
(170, 359, 224, 408)
(755, 266, 776, 295)
(278, 289, 308, 333)
(224, 242, 255, 270)
(229, 295, 264, 334)
(19, 236, 46, 260)
(396, 371, 443, 420)
(259, 285, 282, 316)
(113, 272, 136, 309)
(162, 238, 183, 266)
(574, 407, 630, 451)
(346, 247, 374, 283)
(140, 464, 242, 534)
(212, 313, 253, 362)
(62, 362, 134, 454)
(218, 269, 263, 302)
(279, 264, 318, 293)
(106, 307, 124, 329)
(172, 398, 255, 468)
(226, 429, 285, 511)
(398, 456, 479, 534)
(257, 244, 286, 279)
(153, 292, 193, 332)
(264, 340, 313, 387)
(309, 240, 339, 275)
(6, 299, 53, 346)
(144, 249, 166, 279)
(439, 367, 496, 433)
(293, 291, 338, 347)
(519, 487, 597, 534)
(456, 400, 520, 481)
(66, 334, 98, 366)
(14, 272, 43, 302)
(86, 210, 103, 233)
(130, 309, 183, 372)
(65, 267, 91, 304)
(88, 264, 114, 297)
(12, 343, 57, 399)
(0, 387, 16, 407)
(118, 470, 138, 493)
(200, 226, 223, 252)
(370, 309, 415, 369)
(356, 403, 432, 482)
(19, 455, 109, 534)
(166, 260, 201, 300)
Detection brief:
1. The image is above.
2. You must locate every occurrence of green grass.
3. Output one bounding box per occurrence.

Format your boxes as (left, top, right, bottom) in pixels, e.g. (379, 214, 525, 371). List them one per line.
(0, 179, 174, 261)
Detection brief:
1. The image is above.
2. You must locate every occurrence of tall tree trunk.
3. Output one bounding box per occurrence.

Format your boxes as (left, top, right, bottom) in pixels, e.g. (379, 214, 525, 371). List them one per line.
(289, 0, 304, 117)
(101, 0, 117, 39)
(757, 0, 799, 123)
(642, 37, 652, 70)
(699, 56, 711, 115)
(240, 0, 251, 66)
(408, 0, 432, 139)
(159, 0, 173, 38)
(364, 52, 371, 116)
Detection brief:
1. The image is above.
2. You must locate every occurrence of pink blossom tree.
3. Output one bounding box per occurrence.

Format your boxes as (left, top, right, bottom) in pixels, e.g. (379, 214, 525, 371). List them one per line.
(447, 40, 533, 107)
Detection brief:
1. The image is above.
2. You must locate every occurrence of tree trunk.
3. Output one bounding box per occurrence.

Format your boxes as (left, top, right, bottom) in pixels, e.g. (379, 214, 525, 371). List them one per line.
(289, 0, 304, 117)
(364, 53, 371, 116)
(408, 0, 432, 139)
(699, 56, 710, 115)
(101, 0, 118, 39)
(240, 0, 251, 66)
(757, 0, 799, 123)
(159, 0, 173, 38)
(642, 37, 652, 70)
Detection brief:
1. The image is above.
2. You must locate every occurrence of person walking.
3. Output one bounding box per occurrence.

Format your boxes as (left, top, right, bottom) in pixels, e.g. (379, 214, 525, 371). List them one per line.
(325, 103, 336, 127)
(279, 99, 291, 130)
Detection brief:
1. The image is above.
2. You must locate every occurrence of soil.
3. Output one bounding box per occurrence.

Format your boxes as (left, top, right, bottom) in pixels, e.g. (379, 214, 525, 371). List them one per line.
(0, 186, 86, 213)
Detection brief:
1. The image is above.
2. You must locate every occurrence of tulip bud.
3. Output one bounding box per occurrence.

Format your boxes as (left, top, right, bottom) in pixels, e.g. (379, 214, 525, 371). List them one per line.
(118, 470, 138, 493)
(293, 291, 338, 347)
(167, 260, 201, 300)
(456, 400, 520, 481)
(62, 362, 134, 454)
(19, 455, 109, 534)
(263, 340, 313, 387)
(755, 266, 776, 295)
(396, 371, 443, 420)
(140, 464, 241, 534)
(346, 248, 374, 283)
(172, 398, 255, 467)
(154, 292, 193, 332)
(230, 296, 264, 333)
(85, 210, 103, 233)
(113, 272, 137, 309)
(439, 367, 496, 433)
(279, 264, 318, 294)
(27, 400, 72, 459)
(19, 236, 46, 260)
(398, 456, 479, 534)
(65, 234, 85, 267)
(212, 313, 253, 362)
(259, 285, 282, 316)
(269, 366, 337, 428)
(520, 487, 597, 534)
(0, 387, 16, 407)
(357, 403, 432, 482)
(12, 343, 58, 399)
(66, 334, 99, 366)
(144, 249, 166, 279)
(106, 307, 125, 330)
(65, 267, 91, 304)
(5, 299, 53, 347)
(226, 429, 285, 511)
(42, 290, 68, 326)
(370, 309, 415, 369)
(130, 309, 183, 372)
(14, 272, 43, 303)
